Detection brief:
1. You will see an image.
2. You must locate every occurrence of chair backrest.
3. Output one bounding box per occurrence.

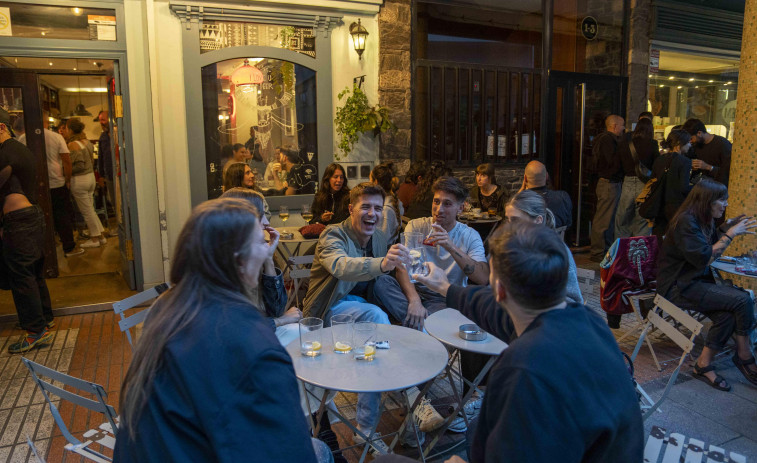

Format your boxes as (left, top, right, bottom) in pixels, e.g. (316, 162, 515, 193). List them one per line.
(287, 255, 314, 309)
(113, 283, 169, 348)
(576, 267, 595, 300)
(22, 358, 118, 453)
(555, 225, 567, 241)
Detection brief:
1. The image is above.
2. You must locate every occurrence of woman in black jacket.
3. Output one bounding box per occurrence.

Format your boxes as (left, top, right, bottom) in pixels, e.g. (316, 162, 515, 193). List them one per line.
(657, 179, 757, 391)
(650, 129, 692, 239)
(310, 163, 350, 225)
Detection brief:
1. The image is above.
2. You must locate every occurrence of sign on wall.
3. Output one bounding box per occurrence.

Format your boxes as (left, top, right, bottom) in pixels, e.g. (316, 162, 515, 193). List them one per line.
(649, 49, 660, 74)
(0, 7, 12, 37)
(581, 16, 598, 41)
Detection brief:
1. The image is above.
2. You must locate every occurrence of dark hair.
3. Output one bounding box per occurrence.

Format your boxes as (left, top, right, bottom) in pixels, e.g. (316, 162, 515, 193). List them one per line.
(371, 162, 396, 196)
(682, 118, 707, 136)
(221, 187, 265, 218)
(412, 160, 453, 206)
(638, 111, 653, 120)
(667, 178, 728, 237)
(349, 182, 386, 205)
(405, 160, 428, 185)
(632, 118, 654, 142)
(66, 117, 85, 135)
(507, 190, 556, 229)
(432, 176, 468, 203)
(475, 163, 496, 180)
(220, 144, 234, 161)
(318, 163, 349, 195)
(232, 143, 245, 153)
(282, 147, 301, 164)
(120, 198, 260, 439)
(223, 162, 250, 192)
(661, 129, 690, 151)
(489, 221, 568, 310)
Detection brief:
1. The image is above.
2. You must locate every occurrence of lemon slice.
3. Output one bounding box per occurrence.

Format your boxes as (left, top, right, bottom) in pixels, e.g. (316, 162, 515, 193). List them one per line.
(363, 345, 376, 356)
(409, 249, 422, 259)
(334, 342, 351, 352)
(310, 341, 322, 351)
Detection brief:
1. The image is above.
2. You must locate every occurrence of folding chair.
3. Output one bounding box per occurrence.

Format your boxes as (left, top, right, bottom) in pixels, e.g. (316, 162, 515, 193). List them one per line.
(631, 295, 702, 421)
(22, 358, 119, 463)
(617, 291, 662, 371)
(555, 225, 567, 242)
(644, 425, 746, 463)
(112, 283, 169, 348)
(286, 255, 313, 309)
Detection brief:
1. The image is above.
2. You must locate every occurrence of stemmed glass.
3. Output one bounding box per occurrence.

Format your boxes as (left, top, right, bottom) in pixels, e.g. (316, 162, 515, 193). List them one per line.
(279, 205, 289, 222)
(301, 204, 314, 222)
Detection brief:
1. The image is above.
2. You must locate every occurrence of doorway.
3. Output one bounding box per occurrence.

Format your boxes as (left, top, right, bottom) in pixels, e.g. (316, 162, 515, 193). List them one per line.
(0, 57, 137, 317)
(545, 71, 626, 247)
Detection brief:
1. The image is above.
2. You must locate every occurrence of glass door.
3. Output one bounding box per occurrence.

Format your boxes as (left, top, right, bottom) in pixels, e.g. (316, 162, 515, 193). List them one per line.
(545, 71, 626, 247)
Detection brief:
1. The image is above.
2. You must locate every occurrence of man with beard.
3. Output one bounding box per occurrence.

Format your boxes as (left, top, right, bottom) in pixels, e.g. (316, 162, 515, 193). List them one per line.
(682, 118, 731, 186)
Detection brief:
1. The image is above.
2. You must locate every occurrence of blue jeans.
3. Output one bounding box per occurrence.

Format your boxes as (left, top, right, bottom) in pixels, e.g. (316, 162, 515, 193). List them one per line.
(615, 176, 651, 239)
(373, 274, 448, 321)
(329, 294, 390, 431)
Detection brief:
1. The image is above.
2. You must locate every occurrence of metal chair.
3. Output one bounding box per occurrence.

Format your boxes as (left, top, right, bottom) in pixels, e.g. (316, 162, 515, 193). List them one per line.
(555, 225, 567, 241)
(644, 425, 746, 463)
(112, 283, 169, 348)
(631, 295, 703, 421)
(286, 255, 313, 309)
(22, 358, 118, 463)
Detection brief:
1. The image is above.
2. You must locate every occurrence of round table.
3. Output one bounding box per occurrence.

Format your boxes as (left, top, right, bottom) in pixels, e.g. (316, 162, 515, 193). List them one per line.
(711, 259, 757, 279)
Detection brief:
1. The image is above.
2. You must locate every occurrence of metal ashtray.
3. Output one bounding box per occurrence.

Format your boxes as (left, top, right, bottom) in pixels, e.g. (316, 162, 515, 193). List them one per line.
(459, 324, 487, 341)
(280, 232, 294, 240)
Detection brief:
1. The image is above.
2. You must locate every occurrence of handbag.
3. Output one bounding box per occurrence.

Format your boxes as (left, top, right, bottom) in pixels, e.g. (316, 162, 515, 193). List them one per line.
(628, 138, 652, 183)
(636, 154, 675, 220)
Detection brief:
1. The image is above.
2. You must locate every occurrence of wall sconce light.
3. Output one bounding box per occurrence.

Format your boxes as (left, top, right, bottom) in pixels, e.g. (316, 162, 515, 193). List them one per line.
(350, 19, 368, 60)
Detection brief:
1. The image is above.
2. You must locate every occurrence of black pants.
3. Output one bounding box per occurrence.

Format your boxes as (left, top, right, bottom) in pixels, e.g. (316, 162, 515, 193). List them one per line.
(1, 205, 52, 333)
(50, 186, 76, 252)
(669, 281, 754, 351)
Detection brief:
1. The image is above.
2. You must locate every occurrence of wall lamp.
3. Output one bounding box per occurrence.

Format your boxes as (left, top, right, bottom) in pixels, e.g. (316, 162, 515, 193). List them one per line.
(349, 19, 368, 60)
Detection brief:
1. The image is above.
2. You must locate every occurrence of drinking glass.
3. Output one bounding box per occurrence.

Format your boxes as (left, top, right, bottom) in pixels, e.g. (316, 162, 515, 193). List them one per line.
(401, 232, 429, 283)
(301, 204, 314, 223)
(299, 317, 323, 357)
(279, 205, 290, 222)
(488, 206, 498, 217)
(353, 321, 376, 361)
(331, 314, 354, 353)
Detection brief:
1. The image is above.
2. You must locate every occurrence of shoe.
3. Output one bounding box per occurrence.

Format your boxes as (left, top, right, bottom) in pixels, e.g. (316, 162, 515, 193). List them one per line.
(463, 392, 484, 418)
(353, 431, 391, 456)
(64, 247, 85, 257)
(447, 414, 468, 433)
(732, 355, 757, 386)
(8, 329, 54, 354)
(98, 236, 107, 245)
(80, 240, 101, 248)
(415, 398, 445, 432)
(77, 231, 91, 241)
(692, 362, 731, 391)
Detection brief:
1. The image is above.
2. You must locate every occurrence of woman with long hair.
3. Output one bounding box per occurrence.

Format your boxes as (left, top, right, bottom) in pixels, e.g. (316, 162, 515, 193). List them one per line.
(650, 129, 692, 238)
(223, 162, 271, 219)
(61, 118, 106, 248)
(405, 160, 452, 220)
(310, 162, 350, 225)
(370, 162, 402, 244)
(615, 118, 659, 238)
(114, 198, 327, 462)
(398, 160, 428, 210)
(469, 163, 507, 216)
(505, 190, 583, 304)
(658, 179, 757, 390)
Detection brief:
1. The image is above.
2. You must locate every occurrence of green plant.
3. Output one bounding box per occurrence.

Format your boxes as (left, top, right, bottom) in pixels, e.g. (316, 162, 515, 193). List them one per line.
(334, 85, 396, 159)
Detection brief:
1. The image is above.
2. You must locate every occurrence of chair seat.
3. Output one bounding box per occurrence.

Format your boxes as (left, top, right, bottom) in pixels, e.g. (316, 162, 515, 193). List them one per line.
(644, 425, 746, 463)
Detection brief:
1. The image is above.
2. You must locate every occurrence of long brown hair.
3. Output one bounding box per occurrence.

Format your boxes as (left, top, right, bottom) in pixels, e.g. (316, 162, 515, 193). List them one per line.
(667, 178, 728, 236)
(119, 198, 260, 438)
(223, 162, 250, 192)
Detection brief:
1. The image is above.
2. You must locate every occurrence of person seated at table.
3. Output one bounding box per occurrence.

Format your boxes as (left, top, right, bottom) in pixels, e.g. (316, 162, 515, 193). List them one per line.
(657, 179, 757, 390)
(222, 143, 250, 176)
(115, 198, 331, 462)
(223, 162, 271, 220)
(405, 160, 452, 220)
(281, 148, 318, 195)
(398, 160, 427, 211)
(264, 145, 288, 190)
(380, 222, 644, 463)
(304, 182, 423, 452)
(469, 163, 507, 216)
(517, 160, 573, 228)
(370, 162, 403, 244)
(310, 162, 351, 226)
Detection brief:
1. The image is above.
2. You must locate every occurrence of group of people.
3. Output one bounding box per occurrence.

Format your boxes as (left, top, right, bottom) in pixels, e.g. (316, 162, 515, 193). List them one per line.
(111, 158, 649, 462)
(0, 107, 114, 354)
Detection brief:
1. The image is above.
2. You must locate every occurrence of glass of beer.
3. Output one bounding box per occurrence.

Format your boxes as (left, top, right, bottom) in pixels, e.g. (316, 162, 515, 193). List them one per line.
(279, 205, 290, 222)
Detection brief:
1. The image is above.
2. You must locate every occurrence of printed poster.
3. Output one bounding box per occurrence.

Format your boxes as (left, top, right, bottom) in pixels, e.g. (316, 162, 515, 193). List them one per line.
(0, 8, 12, 37)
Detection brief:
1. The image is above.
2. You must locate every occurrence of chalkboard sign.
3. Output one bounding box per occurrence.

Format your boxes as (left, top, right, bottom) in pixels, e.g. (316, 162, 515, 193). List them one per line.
(581, 16, 598, 41)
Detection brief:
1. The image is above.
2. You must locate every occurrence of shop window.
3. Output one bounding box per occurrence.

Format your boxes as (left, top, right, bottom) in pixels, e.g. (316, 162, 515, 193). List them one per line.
(0, 2, 116, 41)
(201, 57, 317, 199)
(200, 21, 316, 58)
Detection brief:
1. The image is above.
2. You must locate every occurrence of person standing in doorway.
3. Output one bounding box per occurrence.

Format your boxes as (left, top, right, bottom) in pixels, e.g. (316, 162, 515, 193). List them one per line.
(0, 108, 55, 353)
(590, 115, 625, 261)
(96, 111, 115, 215)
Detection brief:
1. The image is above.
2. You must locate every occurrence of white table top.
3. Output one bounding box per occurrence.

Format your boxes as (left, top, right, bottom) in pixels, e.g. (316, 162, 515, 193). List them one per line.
(285, 324, 448, 393)
(425, 308, 508, 356)
(711, 259, 757, 279)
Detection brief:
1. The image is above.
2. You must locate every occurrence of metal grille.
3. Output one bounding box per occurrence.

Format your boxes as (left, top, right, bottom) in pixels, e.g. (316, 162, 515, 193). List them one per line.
(414, 60, 542, 165)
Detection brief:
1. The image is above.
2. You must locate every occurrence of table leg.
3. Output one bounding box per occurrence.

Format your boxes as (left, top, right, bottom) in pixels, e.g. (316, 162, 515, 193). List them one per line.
(388, 379, 437, 463)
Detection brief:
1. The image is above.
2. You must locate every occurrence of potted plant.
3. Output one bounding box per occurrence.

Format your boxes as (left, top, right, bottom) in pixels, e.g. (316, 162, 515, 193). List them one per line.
(334, 84, 396, 159)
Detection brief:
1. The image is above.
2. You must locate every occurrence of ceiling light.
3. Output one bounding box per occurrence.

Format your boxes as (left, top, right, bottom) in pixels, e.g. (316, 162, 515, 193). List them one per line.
(708, 80, 714, 83)
(73, 67, 77, 71)
(659, 85, 664, 88)
(668, 76, 674, 80)
(48, 62, 53, 66)
(695, 86, 699, 88)
(677, 86, 682, 89)
(726, 81, 732, 85)
(648, 74, 652, 78)
(72, 7, 82, 16)
(41, 32, 46, 36)
(688, 78, 694, 81)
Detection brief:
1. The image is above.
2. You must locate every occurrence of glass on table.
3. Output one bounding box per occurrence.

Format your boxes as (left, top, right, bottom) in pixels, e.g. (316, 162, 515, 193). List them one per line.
(301, 204, 314, 223)
(299, 317, 323, 357)
(487, 206, 498, 217)
(401, 232, 429, 284)
(331, 314, 354, 353)
(353, 321, 376, 361)
(279, 205, 290, 222)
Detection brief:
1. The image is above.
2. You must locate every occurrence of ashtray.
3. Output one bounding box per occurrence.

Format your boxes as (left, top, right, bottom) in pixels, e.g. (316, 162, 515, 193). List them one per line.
(459, 324, 487, 341)
(280, 232, 294, 240)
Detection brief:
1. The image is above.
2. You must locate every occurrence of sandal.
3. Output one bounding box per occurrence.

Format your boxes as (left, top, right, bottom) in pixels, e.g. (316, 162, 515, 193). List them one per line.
(692, 363, 731, 391)
(732, 355, 757, 386)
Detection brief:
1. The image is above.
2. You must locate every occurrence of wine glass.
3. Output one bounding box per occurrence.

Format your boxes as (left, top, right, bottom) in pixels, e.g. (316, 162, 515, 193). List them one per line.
(279, 205, 290, 222)
(301, 204, 314, 222)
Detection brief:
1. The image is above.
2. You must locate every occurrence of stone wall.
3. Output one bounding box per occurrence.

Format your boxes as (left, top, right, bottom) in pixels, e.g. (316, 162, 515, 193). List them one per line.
(626, 0, 651, 123)
(378, 0, 412, 173)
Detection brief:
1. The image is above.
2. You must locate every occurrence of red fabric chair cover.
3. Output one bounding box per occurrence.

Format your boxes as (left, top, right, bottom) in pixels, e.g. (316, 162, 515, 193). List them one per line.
(600, 236, 659, 315)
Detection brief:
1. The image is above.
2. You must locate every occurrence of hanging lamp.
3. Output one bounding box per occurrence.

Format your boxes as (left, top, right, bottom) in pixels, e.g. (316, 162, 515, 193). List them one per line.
(72, 59, 92, 117)
(231, 59, 264, 87)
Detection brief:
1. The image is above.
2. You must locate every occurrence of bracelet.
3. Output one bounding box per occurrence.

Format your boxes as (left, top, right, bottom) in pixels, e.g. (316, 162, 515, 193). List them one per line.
(724, 233, 733, 241)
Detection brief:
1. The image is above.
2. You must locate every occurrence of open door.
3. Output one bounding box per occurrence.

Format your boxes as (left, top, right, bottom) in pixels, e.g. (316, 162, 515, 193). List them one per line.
(0, 69, 58, 277)
(107, 62, 136, 289)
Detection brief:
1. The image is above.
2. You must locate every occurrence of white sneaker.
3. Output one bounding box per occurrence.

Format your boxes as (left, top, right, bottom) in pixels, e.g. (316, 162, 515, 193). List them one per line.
(353, 431, 391, 455)
(406, 387, 444, 432)
(80, 240, 101, 249)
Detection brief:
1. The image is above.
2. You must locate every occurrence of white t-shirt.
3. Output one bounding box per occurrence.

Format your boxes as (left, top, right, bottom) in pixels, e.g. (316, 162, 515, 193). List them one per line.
(18, 129, 69, 188)
(405, 217, 487, 289)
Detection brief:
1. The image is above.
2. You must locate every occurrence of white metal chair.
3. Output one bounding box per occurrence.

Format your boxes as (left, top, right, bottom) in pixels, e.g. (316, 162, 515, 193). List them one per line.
(644, 425, 746, 463)
(112, 283, 169, 348)
(616, 291, 662, 370)
(22, 358, 118, 463)
(631, 295, 703, 421)
(286, 255, 314, 309)
(555, 225, 567, 241)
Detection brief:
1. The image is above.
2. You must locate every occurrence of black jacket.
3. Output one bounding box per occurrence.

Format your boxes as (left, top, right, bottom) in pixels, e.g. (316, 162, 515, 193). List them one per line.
(530, 186, 573, 228)
(310, 188, 350, 225)
(657, 211, 718, 297)
(651, 151, 691, 221)
(594, 131, 624, 182)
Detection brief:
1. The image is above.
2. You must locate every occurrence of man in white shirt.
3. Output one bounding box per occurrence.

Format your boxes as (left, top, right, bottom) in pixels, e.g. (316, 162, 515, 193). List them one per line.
(19, 115, 82, 256)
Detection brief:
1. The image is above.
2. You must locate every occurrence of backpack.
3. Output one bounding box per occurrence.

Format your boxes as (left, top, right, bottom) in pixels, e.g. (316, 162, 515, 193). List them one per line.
(636, 154, 675, 220)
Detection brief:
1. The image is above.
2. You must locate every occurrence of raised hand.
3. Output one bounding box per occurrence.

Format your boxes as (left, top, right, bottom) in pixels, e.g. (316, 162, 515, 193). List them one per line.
(412, 262, 451, 297)
(381, 243, 410, 273)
